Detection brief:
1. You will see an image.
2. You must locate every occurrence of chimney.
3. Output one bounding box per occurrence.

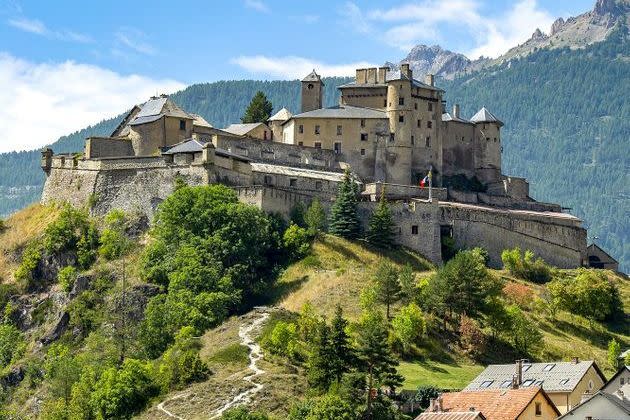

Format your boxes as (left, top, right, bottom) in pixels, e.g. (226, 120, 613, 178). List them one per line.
(516, 360, 523, 386)
(425, 74, 434, 86)
(356, 68, 367, 84)
(572, 357, 580, 364)
(400, 63, 412, 78)
(367, 67, 377, 84)
(453, 104, 460, 118)
(378, 66, 388, 83)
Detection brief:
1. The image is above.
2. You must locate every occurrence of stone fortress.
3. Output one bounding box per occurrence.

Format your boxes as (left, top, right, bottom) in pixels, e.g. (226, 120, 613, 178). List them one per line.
(40, 65, 602, 269)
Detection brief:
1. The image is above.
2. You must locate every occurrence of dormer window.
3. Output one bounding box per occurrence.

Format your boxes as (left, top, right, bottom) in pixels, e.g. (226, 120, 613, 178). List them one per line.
(179, 120, 186, 131)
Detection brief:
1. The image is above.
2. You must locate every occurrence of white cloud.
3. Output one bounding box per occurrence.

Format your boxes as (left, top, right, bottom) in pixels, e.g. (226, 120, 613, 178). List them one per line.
(244, 0, 270, 13)
(7, 16, 93, 43)
(339, 2, 371, 34)
(0, 53, 185, 153)
(115, 28, 156, 55)
(345, 0, 554, 58)
(231, 55, 376, 79)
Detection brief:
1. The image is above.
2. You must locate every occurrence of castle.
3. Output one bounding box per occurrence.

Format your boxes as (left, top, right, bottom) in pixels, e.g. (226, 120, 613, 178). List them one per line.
(40, 66, 594, 269)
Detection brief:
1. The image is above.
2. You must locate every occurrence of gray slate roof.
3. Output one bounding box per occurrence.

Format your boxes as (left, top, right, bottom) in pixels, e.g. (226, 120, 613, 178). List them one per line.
(129, 96, 193, 126)
(470, 107, 504, 127)
(302, 69, 323, 83)
(251, 163, 347, 182)
(268, 107, 292, 122)
(465, 361, 605, 393)
(162, 138, 205, 155)
(442, 112, 473, 124)
(291, 105, 387, 120)
(222, 123, 265, 136)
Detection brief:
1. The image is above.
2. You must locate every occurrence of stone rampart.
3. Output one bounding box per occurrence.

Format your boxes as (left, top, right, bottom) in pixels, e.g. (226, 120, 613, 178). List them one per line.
(363, 182, 448, 201)
(84, 137, 134, 159)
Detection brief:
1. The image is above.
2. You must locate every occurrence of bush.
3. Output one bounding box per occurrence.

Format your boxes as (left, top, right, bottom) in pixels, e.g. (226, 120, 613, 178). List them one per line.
(304, 198, 326, 235)
(222, 407, 270, 420)
(14, 242, 42, 289)
(99, 210, 130, 260)
(505, 304, 543, 355)
(391, 303, 426, 354)
(501, 247, 552, 283)
(283, 223, 311, 260)
(503, 282, 534, 309)
(608, 338, 621, 371)
(413, 385, 439, 409)
(459, 316, 487, 358)
(58, 266, 78, 293)
(157, 326, 209, 391)
(547, 269, 622, 322)
(43, 205, 92, 255)
(263, 321, 300, 359)
(0, 219, 6, 233)
(0, 324, 25, 368)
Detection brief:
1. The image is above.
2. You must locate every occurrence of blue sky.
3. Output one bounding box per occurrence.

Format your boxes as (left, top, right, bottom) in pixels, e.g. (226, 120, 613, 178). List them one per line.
(0, 0, 594, 152)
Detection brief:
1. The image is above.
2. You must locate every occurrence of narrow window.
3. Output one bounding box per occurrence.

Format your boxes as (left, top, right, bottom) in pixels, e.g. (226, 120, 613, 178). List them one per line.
(263, 131, 267, 140)
(360, 148, 365, 156)
(427, 121, 433, 129)
(417, 119, 421, 128)
(289, 178, 297, 187)
(426, 136, 431, 148)
(315, 181, 322, 190)
(314, 125, 320, 135)
(428, 102, 433, 112)
(299, 124, 304, 134)
(360, 133, 368, 141)
(314, 142, 321, 149)
(411, 225, 418, 235)
(334, 142, 342, 154)
(337, 125, 342, 135)
(264, 175, 273, 185)
(179, 119, 186, 130)
(494, 137, 497, 142)
(399, 97, 404, 106)
(535, 402, 542, 416)
(411, 135, 414, 145)
(398, 115, 404, 123)
(383, 99, 387, 107)
(414, 103, 418, 110)
(621, 378, 625, 385)
(389, 133, 395, 143)
(360, 119, 365, 127)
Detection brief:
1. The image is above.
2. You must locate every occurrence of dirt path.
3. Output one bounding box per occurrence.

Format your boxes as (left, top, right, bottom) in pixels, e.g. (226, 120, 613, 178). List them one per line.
(156, 393, 188, 419)
(210, 307, 271, 418)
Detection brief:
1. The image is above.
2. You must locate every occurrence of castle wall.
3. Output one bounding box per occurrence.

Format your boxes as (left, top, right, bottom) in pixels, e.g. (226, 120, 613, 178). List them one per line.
(474, 123, 502, 183)
(442, 120, 476, 178)
(440, 202, 586, 268)
(340, 86, 388, 109)
(129, 116, 192, 156)
(84, 137, 134, 159)
(251, 168, 340, 196)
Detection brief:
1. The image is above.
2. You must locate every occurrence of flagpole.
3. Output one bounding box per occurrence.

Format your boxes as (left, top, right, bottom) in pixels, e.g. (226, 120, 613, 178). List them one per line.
(428, 166, 433, 202)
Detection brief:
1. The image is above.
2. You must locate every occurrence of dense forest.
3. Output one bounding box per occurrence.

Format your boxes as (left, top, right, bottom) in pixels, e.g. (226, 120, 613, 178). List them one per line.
(0, 30, 627, 271)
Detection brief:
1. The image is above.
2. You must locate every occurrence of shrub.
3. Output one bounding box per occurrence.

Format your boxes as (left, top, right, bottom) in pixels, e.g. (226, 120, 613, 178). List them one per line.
(547, 269, 622, 322)
(222, 407, 270, 420)
(459, 316, 487, 358)
(413, 385, 439, 409)
(0, 219, 6, 233)
(503, 282, 534, 309)
(289, 202, 306, 228)
(43, 205, 91, 254)
(58, 266, 78, 293)
(157, 326, 209, 391)
(283, 223, 311, 260)
(391, 303, 426, 354)
(0, 324, 25, 368)
(501, 247, 552, 283)
(304, 198, 326, 235)
(505, 304, 543, 355)
(99, 210, 130, 260)
(15, 242, 42, 289)
(608, 338, 621, 371)
(264, 321, 300, 359)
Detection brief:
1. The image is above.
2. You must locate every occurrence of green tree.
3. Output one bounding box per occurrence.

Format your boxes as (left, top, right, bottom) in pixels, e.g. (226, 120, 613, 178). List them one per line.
(98, 209, 131, 260)
(222, 407, 270, 419)
(283, 223, 311, 260)
(608, 338, 621, 371)
(329, 305, 355, 383)
(44, 344, 81, 413)
(241, 91, 273, 123)
(328, 169, 360, 239)
(373, 261, 401, 320)
(505, 304, 543, 355)
(307, 321, 335, 391)
(157, 326, 209, 391)
(304, 198, 326, 236)
(0, 324, 25, 368)
(391, 303, 426, 354)
(398, 264, 416, 304)
(57, 266, 77, 293)
(366, 190, 396, 249)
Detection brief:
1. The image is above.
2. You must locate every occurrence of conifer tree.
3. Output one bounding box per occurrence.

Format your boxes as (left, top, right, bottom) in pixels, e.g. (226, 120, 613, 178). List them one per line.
(304, 198, 326, 236)
(374, 261, 401, 320)
(366, 189, 396, 249)
(307, 321, 335, 391)
(241, 91, 273, 123)
(328, 169, 360, 239)
(329, 305, 355, 383)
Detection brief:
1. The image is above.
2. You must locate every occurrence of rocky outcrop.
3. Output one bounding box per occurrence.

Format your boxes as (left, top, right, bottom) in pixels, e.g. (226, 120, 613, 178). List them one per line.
(389, 44, 485, 80)
(39, 312, 70, 346)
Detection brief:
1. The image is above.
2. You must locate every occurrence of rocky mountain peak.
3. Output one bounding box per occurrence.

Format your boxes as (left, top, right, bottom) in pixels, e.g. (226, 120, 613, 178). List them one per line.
(550, 18, 565, 36)
(531, 28, 547, 41)
(391, 44, 475, 80)
(594, 0, 629, 17)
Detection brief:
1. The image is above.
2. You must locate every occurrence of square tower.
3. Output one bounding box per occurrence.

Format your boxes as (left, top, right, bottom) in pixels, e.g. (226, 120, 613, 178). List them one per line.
(301, 69, 324, 112)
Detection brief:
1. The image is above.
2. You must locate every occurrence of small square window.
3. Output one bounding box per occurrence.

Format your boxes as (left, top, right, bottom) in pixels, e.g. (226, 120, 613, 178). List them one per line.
(428, 102, 433, 111)
(299, 125, 304, 134)
(398, 115, 404, 123)
(264, 175, 273, 185)
(399, 97, 404, 106)
(535, 402, 542, 416)
(494, 137, 497, 142)
(337, 125, 342, 135)
(486, 137, 490, 141)
(289, 178, 297, 187)
(360, 133, 368, 141)
(314, 125, 320, 135)
(360, 148, 365, 156)
(427, 121, 433, 129)
(411, 225, 418, 235)
(389, 133, 395, 143)
(179, 119, 186, 130)
(315, 181, 322, 190)
(360, 119, 365, 127)
(314, 142, 321, 149)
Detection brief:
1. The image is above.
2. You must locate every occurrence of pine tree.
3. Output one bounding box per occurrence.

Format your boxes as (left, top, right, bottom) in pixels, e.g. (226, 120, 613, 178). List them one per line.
(328, 169, 360, 239)
(241, 91, 273, 123)
(329, 305, 355, 383)
(398, 264, 416, 304)
(304, 198, 326, 236)
(374, 261, 401, 320)
(307, 321, 335, 391)
(366, 189, 396, 249)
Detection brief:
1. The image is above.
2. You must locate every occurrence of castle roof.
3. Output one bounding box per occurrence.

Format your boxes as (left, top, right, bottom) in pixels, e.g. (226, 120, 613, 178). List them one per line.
(465, 360, 605, 393)
(470, 107, 504, 127)
(302, 69, 323, 84)
(268, 108, 292, 122)
(442, 112, 473, 125)
(250, 162, 347, 183)
(191, 114, 213, 128)
(128, 95, 193, 126)
(222, 122, 266, 136)
(161, 138, 251, 162)
(290, 105, 387, 120)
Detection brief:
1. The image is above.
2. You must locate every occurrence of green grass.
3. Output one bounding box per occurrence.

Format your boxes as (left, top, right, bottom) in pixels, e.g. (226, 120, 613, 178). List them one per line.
(207, 343, 249, 365)
(398, 360, 485, 391)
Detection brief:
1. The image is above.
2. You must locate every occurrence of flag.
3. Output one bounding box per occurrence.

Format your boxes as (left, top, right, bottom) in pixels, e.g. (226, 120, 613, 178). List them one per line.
(420, 170, 432, 187)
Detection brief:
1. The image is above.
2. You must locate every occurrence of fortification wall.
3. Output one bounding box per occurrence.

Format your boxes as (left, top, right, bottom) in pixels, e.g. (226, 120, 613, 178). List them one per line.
(440, 203, 586, 268)
(84, 137, 134, 159)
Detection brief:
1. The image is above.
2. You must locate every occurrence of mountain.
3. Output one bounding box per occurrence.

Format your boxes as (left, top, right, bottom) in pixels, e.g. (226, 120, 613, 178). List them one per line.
(386, 44, 486, 80)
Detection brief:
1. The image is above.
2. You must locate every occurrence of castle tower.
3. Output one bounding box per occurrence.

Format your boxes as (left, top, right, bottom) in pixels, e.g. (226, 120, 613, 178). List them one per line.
(470, 106, 503, 184)
(301, 70, 323, 113)
(384, 63, 414, 185)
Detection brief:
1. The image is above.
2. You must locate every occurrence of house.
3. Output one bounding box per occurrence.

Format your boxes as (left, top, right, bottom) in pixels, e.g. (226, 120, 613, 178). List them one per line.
(222, 122, 272, 141)
(465, 360, 607, 413)
(267, 107, 292, 142)
(602, 365, 630, 395)
(586, 243, 619, 271)
(417, 387, 560, 420)
(557, 390, 630, 419)
(416, 411, 485, 420)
